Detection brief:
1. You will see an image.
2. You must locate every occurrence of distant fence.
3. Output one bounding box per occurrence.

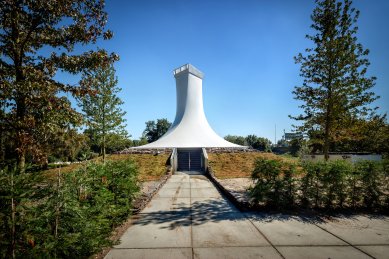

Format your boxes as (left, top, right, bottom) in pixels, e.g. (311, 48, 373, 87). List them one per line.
(303, 154, 382, 163)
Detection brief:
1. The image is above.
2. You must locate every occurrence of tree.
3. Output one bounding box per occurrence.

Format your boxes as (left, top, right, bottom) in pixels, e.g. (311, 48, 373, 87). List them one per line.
(79, 65, 127, 162)
(143, 118, 171, 143)
(245, 134, 272, 151)
(132, 137, 148, 147)
(291, 0, 378, 160)
(255, 137, 272, 152)
(224, 135, 247, 146)
(47, 128, 89, 162)
(245, 135, 258, 148)
(333, 114, 389, 154)
(289, 138, 304, 157)
(0, 0, 118, 172)
(104, 132, 133, 154)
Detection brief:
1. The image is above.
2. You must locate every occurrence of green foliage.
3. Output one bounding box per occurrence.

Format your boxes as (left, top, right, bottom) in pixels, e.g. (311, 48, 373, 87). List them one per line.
(224, 134, 272, 150)
(300, 161, 327, 208)
(245, 135, 272, 152)
(0, 0, 118, 172)
(224, 135, 247, 146)
(323, 160, 349, 208)
(250, 158, 282, 206)
(79, 65, 128, 162)
(0, 168, 42, 258)
(333, 115, 389, 155)
(281, 163, 297, 208)
(290, 0, 378, 160)
(48, 128, 90, 163)
(143, 119, 172, 143)
(355, 160, 382, 208)
(289, 138, 305, 157)
(250, 158, 387, 211)
(0, 160, 139, 258)
(132, 137, 149, 147)
(249, 158, 297, 208)
(105, 133, 133, 153)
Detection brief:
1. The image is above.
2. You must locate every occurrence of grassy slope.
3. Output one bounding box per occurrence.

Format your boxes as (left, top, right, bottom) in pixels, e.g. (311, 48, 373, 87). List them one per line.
(208, 152, 297, 179)
(44, 153, 170, 181)
(44, 152, 295, 181)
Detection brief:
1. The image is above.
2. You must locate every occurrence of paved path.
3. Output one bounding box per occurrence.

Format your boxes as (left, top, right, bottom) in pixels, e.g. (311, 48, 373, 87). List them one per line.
(105, 172, 389, 259)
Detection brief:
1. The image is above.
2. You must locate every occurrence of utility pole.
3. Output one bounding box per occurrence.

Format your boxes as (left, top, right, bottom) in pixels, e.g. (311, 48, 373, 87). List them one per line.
(274, 124, 277, 146)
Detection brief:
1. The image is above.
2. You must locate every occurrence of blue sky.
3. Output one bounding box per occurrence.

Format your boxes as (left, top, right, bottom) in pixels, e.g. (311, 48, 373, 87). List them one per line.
(67, 0, 389, 142)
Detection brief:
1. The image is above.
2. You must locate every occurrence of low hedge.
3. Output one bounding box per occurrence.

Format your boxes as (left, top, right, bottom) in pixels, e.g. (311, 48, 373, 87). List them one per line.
(0, 159, 139, 258)
(249, 158, 388, 211)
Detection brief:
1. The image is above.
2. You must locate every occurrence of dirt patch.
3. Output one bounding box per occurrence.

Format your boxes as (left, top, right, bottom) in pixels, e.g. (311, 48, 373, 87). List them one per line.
(217, 178, 254, 203)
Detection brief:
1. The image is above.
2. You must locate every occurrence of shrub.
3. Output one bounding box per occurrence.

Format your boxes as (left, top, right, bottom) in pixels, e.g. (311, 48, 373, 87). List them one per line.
(355, 160, 383, 209)
(249, 158, 297, 208)
(348, 163, 364, 208)
(250, 158, 282, 207)
(324, 160, 350, 209)
(300, 161, 327, 208)
(250, 158, 388, 211)
(0, 167, 44, 258)
(280, 163, 297, 208)
(0, 159, 139, 258)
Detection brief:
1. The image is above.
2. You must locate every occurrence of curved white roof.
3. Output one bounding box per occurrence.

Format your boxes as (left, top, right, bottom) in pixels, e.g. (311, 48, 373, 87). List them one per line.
(137, 64, 243, 149)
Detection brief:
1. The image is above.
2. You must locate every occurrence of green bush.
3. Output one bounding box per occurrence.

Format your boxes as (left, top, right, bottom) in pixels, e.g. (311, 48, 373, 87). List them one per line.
(250, 158, 282, 207)
(250, 158, 388, 211)
(300, 161, 327, 208)
(0, 167, 44, 258)
(249, 158, 297, 208)
(347, 162, 364, 208)
(383, 159, 389, 207)
(0, 159, 139, 258)
(324, 160, 350, 208)
(355, 160, 383, 209)
(281, 163, 297, 208)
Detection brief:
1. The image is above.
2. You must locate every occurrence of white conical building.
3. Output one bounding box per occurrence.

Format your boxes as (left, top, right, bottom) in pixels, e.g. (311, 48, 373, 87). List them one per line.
(139, 64, 241, 148)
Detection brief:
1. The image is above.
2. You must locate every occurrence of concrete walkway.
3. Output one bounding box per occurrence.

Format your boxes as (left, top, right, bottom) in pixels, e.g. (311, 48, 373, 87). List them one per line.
(105, 172, 389, 259)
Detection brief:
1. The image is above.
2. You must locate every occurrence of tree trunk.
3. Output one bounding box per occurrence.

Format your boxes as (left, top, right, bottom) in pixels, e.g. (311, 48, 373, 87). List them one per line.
(15, 88, 26, 174)
(55, 169, 61, 239)
(11, 172, 16, 259)
(323, 94, 331, 161)
(0, 103, 4, 162)
(102, 134, 106, 164)
(324, 67, 334, 161)
(323, 122, 330, 161)
(0, 126, 4, 163)
(12, 1, 26, 174)
(17, 150, 25, 174)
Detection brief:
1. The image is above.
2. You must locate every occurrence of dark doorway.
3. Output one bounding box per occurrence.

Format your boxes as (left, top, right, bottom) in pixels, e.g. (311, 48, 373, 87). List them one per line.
(177, 148, 202, 171)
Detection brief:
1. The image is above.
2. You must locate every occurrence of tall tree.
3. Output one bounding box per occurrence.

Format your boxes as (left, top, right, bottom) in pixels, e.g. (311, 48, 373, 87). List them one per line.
(143, 118, 171, 143)
(0, 0, 118, 172)
(334, 114, 389, 154)
(224, 135, 247, 146)
(291, 0, 378, 160)
(245, 134, 272, 151)
(79, 65, 127, 162)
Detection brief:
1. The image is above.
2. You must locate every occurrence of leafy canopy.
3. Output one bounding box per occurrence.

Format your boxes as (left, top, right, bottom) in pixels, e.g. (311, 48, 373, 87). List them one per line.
(0, 0, 118, 169)
(290, 0, 378, 158)
(143, 118, 171, 143)
(79, 65, 128, 158)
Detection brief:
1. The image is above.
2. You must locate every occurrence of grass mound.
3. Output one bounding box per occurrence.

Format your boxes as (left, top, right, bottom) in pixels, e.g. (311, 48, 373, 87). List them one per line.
(45, 153, 170, 181)
(208, 152, 296, 178)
